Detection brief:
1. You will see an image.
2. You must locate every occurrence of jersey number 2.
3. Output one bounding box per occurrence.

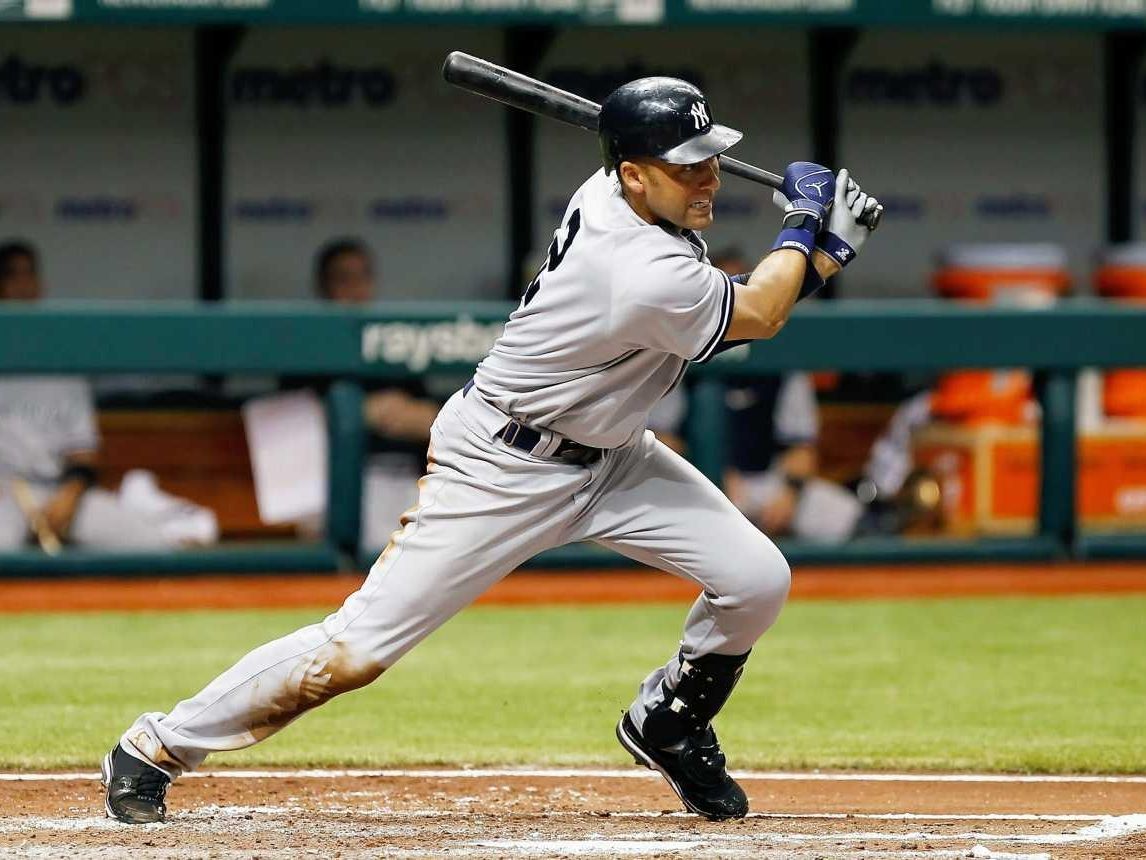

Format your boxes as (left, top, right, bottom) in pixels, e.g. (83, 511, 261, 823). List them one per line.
(523, 208, 581, 307)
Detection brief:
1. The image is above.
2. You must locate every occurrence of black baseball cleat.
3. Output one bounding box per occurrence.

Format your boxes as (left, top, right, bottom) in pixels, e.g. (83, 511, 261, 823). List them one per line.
(616, 711, 748, 821)
(101, 744, 170, 824)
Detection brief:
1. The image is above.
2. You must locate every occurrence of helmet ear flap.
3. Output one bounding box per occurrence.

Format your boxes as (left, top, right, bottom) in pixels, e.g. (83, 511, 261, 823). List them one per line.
(599, 132, 621, 174)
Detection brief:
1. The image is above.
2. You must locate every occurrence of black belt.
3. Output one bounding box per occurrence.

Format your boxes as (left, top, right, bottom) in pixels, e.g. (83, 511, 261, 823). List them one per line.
(464, 378, 602, 466)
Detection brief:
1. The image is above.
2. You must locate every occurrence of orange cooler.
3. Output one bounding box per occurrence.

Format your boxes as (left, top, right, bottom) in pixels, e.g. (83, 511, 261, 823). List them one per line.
(930, 244, 1069, 426)
(1093, 244, 1146, 419)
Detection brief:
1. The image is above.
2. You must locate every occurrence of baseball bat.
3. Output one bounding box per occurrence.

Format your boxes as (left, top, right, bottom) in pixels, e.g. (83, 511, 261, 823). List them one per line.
(9, 478, 62, 556)
(442, 51, 882, 231)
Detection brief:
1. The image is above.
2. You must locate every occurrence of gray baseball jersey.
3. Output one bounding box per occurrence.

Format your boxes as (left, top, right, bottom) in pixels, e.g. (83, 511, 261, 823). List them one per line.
(0, 376, 99, 481)
(474, 168, 733, 449)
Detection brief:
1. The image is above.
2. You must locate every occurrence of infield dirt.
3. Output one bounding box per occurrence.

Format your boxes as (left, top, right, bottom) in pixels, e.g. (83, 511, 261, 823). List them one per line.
(3, 770, 1145, 858)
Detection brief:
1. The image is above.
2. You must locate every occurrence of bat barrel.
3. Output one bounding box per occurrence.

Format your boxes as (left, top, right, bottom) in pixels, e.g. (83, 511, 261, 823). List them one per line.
(443, 51, 601, 132)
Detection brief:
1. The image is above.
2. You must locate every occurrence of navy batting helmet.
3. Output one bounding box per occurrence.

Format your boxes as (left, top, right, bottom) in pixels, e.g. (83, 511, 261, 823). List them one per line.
(597, 77, 742, 174)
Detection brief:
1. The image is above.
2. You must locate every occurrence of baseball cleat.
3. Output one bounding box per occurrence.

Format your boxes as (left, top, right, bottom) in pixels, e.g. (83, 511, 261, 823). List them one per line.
(616, 711, 748, 821)
(101, 744, 170, 824)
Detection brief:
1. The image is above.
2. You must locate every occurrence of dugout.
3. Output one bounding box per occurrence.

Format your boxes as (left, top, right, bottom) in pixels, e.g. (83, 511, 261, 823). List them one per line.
(4, 5, 1146, 574)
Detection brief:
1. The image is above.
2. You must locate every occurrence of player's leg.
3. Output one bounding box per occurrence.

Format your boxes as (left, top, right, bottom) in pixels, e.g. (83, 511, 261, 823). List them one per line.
(107, 391, 580, 821)
(574, 430, 790, 661)
(568, 431, 791, 819)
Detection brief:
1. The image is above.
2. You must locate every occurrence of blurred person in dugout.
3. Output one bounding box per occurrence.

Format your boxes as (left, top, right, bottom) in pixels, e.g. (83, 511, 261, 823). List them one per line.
(313, 238, 441, 549)
(0, 240, 217, 552)
(711, 247, 862, 543)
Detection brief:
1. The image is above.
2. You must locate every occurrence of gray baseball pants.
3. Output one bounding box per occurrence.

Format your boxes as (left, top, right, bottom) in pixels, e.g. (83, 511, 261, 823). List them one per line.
(122, 386, 791, 777)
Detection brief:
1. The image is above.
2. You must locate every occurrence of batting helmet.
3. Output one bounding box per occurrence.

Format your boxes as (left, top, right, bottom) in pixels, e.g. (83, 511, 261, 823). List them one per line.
(597, 77, 742, 175)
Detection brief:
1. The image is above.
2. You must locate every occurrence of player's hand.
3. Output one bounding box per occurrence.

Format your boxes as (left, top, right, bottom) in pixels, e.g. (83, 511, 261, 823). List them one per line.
(771, 161, 834, 236)
(41, 487, 80, 541)
(364, 389, 436, 442)
(774, 161, 834, 209)
(776, 161, 835, 210)
(772, 195, 827, 235)
(817, 169, 881, 268)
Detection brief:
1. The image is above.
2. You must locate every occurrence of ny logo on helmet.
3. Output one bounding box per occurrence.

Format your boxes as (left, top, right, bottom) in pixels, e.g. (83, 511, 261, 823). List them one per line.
(689, 101, 710, 130)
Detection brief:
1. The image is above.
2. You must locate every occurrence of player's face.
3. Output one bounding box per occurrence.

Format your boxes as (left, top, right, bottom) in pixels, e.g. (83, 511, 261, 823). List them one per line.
(624, 157, 722, 231)
(321, 251, 375, 305)
(0, 254, 41, 302)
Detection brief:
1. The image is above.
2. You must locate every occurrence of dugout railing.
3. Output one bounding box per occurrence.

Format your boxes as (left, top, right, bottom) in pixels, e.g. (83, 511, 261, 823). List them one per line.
(1, 299, 1144, 576)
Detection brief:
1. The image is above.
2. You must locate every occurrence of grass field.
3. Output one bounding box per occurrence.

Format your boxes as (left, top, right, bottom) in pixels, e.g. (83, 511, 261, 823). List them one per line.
(3, 594, 1144, 773)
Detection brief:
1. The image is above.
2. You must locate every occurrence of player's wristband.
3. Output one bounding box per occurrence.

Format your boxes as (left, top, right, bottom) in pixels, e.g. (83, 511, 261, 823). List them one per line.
(772, 226, 815, 257)
(772, 199, 824, 258)
(61, 463, 98, 489)
(783, 473, 808, 493)
(818, 231, 857, 268)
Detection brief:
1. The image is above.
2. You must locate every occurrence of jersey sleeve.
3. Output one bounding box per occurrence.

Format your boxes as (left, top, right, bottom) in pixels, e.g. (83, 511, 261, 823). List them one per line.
(614, 247, 734, 363)
(52, 379, 100, 458)
(773, 372, 819, 445)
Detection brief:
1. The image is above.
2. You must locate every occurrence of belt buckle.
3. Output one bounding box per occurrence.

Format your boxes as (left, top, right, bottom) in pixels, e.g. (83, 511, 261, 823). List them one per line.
(502, 421, 522, 447)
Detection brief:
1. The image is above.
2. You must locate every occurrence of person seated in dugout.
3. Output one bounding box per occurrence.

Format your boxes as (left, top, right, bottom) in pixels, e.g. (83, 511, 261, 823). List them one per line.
(302, 238, 444, 548)
(707, 247, 863, 543)
(309, 238, 442, 446)
(0, 240, 217, 552)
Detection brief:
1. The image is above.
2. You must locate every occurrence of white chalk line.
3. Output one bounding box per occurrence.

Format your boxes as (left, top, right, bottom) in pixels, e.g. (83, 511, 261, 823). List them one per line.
(4, 767, 1146, 783)
(337, 811, 1105, 822)
(208, 807, 1109, 830)
(5, 811, 1144, 848)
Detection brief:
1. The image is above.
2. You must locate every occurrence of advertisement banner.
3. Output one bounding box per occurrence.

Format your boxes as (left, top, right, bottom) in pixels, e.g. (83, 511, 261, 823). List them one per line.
(838, 33, 1104, 298)
(0, 27, 195, 299)
(226, 28, 510, 302)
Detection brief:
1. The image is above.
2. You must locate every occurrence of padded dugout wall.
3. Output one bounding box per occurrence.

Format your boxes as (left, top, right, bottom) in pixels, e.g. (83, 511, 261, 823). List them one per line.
(839, 32, 1105, 298)
(224, 28, 510, 303)
(0, 27, 196, 300)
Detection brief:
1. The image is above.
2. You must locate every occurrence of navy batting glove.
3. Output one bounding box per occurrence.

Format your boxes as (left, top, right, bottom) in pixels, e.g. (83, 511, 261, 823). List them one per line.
(771, 161, 835, 257)
(780, 161, 835, 211)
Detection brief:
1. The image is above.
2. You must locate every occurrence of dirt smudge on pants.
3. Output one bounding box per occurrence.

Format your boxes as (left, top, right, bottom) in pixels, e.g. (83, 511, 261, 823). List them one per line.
(246, 641, 385, 741)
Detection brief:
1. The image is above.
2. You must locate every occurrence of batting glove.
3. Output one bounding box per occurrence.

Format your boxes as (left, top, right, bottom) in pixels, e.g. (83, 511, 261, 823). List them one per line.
(818, 169, 881, 268)
(771, 161, 835, 257)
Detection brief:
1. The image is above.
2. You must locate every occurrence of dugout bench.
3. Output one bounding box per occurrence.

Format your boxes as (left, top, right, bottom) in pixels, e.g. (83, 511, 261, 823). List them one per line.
(1, 299, 1144, 576)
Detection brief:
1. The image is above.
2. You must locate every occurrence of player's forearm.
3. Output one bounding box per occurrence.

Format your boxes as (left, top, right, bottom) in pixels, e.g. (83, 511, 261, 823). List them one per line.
(400, 399, 440, 443)
(812, 249, 842, 283)
(725, 249, 806, 341)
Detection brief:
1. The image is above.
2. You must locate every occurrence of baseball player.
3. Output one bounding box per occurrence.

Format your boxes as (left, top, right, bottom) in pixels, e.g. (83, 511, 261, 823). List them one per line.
(0, 242, 197, 552)
(103, 77, 880, 824)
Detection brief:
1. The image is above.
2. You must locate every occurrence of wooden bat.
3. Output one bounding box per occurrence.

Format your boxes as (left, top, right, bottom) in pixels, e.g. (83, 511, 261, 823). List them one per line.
(442, 51, 882, 231)
(9, 477, 63, 556)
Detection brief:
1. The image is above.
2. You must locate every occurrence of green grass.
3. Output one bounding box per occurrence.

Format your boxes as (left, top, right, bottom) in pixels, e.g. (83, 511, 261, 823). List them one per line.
(2, 596, 1144, 772)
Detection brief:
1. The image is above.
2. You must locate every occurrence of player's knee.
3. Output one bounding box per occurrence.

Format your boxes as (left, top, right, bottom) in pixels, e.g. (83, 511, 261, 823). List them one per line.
(733, 540, 791, 614)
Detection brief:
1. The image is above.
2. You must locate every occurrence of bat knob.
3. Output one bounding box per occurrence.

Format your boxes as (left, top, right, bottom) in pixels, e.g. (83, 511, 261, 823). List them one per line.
(862, 203, 883, 231)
